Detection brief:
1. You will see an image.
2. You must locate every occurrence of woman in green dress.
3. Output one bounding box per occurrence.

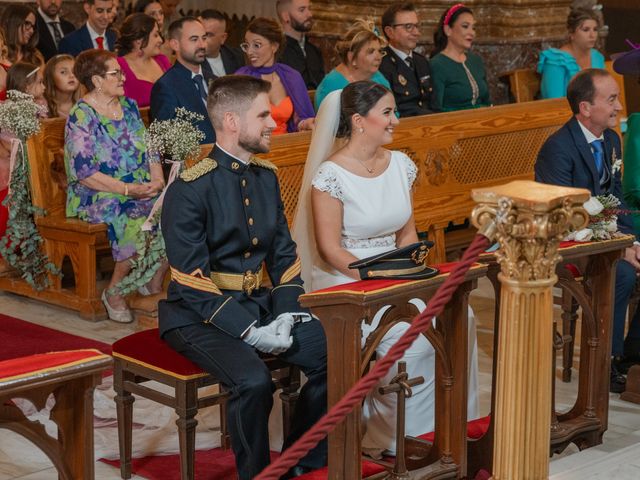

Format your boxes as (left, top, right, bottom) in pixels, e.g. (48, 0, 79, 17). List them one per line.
(429, 4, 490, 112)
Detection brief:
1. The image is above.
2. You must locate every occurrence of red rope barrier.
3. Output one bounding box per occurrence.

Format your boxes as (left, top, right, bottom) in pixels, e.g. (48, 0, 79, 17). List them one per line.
(257, 233, 492, 479)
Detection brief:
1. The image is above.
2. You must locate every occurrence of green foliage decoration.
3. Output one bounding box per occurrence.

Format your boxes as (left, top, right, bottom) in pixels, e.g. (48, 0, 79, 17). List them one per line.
(0, 91, 60, 290)
(113, 108, 205, 295)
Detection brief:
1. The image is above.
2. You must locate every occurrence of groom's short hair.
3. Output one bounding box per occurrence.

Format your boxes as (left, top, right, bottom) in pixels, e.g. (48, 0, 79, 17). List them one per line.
(207, 75, 271, 130)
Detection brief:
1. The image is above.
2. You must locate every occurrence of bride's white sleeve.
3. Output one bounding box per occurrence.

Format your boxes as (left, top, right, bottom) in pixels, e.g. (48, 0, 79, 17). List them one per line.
(396, 151, 418, 189)
(311, 163, 345, 202)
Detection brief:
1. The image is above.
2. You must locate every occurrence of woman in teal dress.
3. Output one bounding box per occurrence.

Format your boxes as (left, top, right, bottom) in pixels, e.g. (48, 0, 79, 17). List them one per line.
(538, 8, 604, 99)
(314, 19, 390, 110)
(429, 4, 490, 112)
(65, 49, 166, 322)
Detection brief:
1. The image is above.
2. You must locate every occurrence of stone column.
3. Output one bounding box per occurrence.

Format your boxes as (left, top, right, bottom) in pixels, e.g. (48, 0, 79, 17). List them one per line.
(471, 180, 589, 479)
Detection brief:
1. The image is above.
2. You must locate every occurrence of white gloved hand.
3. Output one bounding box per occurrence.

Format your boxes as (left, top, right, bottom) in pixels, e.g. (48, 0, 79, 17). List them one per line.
(269, 313, 296, 339)
(243, 324, 293, 354)
(289, 312, 315, 323)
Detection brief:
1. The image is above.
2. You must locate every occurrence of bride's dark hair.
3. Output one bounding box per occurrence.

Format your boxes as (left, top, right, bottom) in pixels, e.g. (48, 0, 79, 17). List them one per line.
(336, 81, 392, 138)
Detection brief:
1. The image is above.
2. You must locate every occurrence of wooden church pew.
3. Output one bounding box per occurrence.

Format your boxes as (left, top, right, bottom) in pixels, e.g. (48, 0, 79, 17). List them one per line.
(0, 99, 571, 320)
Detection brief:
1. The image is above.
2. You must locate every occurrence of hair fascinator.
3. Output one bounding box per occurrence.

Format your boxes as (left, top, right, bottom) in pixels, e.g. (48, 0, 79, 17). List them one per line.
(348, 240, 439, 280)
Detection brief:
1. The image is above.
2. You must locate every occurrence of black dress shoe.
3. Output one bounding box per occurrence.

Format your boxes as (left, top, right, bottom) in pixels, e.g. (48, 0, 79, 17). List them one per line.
(610, 361, 627, 394)
(281, 465, 312, 479)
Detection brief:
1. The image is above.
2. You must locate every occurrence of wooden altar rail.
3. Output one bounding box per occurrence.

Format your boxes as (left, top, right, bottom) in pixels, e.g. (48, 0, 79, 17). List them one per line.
(299, 263, 488, 480)
(466, 237, 633, 477)
(0, 98, 571, 319)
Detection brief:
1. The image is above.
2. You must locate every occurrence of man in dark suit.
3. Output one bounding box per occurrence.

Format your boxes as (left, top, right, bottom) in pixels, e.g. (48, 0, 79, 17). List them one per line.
(58, 0, 117, 56)
(150, 17, 215, 144)
(276, 0, 324, 90)
(535, 68, 640, 393)
(199, 9, 244, 79)
(379, 2, 434, 117)
(35, 0, 75, 61)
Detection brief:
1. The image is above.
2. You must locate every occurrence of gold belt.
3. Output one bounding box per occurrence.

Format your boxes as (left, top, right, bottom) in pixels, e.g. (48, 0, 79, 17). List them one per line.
(210, 267, 264, 295)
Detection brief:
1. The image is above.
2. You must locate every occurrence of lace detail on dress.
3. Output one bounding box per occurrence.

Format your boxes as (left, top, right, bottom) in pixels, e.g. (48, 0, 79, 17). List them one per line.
(341, 234, 396, 249)
(312, 164, 345, 201)
(397, 152, 418, 188)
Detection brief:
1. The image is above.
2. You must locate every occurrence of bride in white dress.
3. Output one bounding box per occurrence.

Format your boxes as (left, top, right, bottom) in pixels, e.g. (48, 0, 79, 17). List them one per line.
(292, 81, 479, 458)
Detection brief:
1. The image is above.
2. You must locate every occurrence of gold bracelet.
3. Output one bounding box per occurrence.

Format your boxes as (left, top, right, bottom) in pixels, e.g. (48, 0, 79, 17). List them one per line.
(123, 183, 128, 196)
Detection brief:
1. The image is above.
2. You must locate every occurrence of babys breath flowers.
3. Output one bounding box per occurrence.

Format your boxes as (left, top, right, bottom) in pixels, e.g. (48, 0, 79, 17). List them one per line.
(0, 90, 46, 139)
(115, 109, 205, 295)
(0, 90, 59, 290)
(145, 107, 205, 163)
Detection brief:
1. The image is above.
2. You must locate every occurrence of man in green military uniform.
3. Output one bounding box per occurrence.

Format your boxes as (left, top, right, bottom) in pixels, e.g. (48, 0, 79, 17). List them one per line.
(159, 75, 327, 479)
(379, 2, 435, 117)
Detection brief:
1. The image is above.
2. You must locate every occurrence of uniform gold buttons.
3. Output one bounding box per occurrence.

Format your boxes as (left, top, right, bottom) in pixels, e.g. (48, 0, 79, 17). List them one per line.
(418, 101, 423, 106)
(241, 179, 247, 187)
(248, 217, 254, 225)
(232, 162, 239, 170)
(252, 237, 258, 245)
(244, 198, 250, 206)
(405, 91, 410, 96)
(244, 251, 251, 258)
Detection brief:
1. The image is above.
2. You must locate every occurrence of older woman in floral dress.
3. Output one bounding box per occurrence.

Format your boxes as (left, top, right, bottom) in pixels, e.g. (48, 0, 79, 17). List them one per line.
(65, 49, 166, 322)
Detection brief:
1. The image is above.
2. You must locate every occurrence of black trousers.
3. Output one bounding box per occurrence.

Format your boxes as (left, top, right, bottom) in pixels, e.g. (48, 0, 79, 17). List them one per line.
(163, 319, 328, 479)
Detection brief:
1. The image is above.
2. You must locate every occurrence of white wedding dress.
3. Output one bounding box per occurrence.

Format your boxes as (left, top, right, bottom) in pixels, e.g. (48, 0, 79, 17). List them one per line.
(309, 152, 480, 457)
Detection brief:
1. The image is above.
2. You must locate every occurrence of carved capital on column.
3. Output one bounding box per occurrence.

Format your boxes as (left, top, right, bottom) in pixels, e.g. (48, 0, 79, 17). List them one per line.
(471, 180, 590, 281)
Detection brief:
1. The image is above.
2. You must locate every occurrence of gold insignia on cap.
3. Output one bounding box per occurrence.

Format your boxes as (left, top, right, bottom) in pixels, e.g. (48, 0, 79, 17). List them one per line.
(180, 158, 218, 182)
(231, 162, 240, 170)
(411, 245, 429, 265)
(398, 74, 407, 86)
(250, 157, 278, 172)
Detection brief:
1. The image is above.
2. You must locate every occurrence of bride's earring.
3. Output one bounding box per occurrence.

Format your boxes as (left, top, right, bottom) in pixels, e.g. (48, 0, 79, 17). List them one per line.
(358, 127, 364, 133)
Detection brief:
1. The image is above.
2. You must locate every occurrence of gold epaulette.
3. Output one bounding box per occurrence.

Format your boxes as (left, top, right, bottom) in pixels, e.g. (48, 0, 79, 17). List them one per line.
(250, 157, 278, 172)
(180, 158, 218, 182)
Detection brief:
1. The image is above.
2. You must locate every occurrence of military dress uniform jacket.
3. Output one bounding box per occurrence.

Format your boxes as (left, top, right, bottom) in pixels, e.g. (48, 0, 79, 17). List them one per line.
(379, 47, 435, 117)
(158, 145, 308, 339)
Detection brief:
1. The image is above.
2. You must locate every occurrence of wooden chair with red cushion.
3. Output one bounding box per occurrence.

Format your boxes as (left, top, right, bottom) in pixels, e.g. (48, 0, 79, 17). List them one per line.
(0, 349, 111, 480)
(111, 328, 300, 480)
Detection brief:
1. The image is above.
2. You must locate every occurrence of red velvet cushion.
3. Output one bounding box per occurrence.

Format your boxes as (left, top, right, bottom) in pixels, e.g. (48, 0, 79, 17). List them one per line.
(417, 415, 491, 442)
(0, 349, 108, 382)
(307, 262, 474, 296)
(297, 416, 492, 479)
(112, 328, 206, 379)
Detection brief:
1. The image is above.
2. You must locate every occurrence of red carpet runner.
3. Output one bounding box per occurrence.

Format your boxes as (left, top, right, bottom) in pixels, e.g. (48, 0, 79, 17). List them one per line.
(101, 417, 491, 479)
(0, 313, 111, 360)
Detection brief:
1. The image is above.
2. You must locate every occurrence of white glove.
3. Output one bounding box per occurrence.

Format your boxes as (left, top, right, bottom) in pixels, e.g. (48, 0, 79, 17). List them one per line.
(288, 312, 315, 323)
(243, 324, 293, 354)
(270, 313, 296, 339)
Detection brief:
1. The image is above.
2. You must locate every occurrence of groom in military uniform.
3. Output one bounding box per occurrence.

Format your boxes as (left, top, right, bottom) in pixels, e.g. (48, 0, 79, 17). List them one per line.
(159, 75, 327, 479)
(379, 2, 435, 117)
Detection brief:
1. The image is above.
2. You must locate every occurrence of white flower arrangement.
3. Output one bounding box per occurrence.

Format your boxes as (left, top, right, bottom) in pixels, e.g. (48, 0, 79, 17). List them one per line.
(115, 108, 206, 295)
(0, 90, 46, 139)
(145, 107, 206, 164)
(0, 90, 59, 290)
(565, 194, 623, 242)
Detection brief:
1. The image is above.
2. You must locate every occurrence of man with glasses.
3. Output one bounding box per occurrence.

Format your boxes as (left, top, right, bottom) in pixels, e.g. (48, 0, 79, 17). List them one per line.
(58, 0, 117, 56)
(35, 0, 75, 61)
(276, 0, 325, 90)
(150, 17, 215, 144)
(379, 2, 435, 117)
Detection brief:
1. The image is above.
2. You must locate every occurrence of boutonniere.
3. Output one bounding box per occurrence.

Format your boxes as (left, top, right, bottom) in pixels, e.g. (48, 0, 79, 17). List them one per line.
(612, 149, 622, 175)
